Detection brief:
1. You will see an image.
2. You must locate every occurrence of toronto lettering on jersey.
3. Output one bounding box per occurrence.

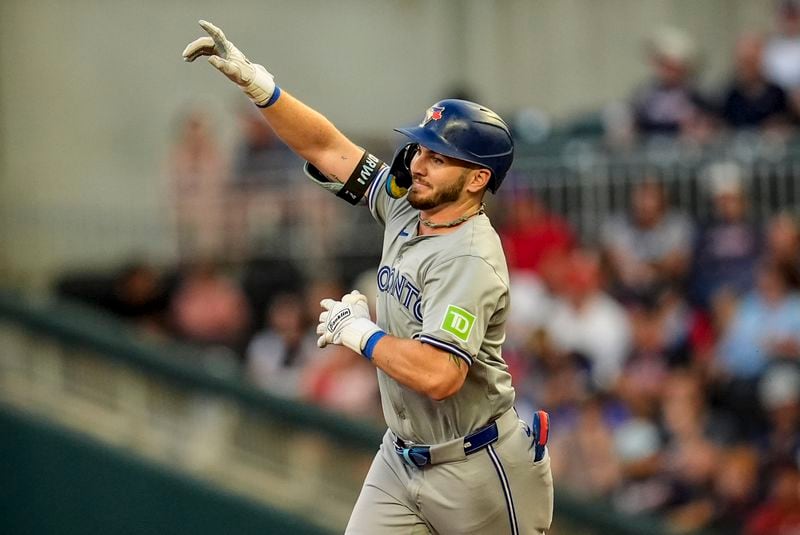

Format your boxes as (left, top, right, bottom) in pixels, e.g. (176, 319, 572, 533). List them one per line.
(376, 265, 423, 322)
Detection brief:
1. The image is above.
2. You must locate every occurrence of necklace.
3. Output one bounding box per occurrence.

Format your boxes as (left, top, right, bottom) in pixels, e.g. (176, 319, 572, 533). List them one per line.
(419, 203, 486, 229)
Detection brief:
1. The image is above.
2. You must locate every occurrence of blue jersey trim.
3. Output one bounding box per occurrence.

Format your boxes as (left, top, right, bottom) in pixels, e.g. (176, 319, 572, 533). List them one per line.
(415, 334, 473, 366)
(367, 166, 386, 211)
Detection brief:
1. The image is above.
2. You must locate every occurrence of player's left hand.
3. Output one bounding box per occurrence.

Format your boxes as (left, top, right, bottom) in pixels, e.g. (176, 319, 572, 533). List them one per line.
(182, 20, 277, 107)
(317, 290, 382, 355)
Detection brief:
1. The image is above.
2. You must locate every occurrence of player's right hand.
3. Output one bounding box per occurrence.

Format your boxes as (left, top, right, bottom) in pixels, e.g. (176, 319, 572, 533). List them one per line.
(316, 291, 382, 358)
(317, 291, 370, 348)
(182, 20, 278, 107)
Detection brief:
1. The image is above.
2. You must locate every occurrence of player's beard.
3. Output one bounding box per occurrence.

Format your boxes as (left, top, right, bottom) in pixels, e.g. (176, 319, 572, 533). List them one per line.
(408, 170, 469, 210)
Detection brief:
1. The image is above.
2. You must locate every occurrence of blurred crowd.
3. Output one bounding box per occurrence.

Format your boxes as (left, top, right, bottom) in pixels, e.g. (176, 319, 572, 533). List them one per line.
(498, 176, 800, 534)
(53, 3, 800, 534)
(602, 2, 800, 147)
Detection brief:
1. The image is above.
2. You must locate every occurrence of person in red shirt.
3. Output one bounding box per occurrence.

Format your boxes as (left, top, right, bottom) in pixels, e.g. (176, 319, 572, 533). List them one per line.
(500, 189, 575, 274)
(745, 465, 800, 535)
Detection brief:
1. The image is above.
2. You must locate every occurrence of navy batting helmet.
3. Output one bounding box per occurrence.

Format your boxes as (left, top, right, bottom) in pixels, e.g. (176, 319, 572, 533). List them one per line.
(390, 99, 514, 193)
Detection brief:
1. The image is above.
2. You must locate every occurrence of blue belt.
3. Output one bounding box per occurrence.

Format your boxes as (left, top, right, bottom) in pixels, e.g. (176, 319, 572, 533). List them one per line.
(393, 420, 500, 468)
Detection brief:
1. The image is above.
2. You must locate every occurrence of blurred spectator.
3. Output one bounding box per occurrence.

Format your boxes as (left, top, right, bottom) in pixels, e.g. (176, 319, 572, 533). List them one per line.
(303, 277, 345, 330)
(169, 261, 251, 352)
(718, 33, 793, 132)
(499, 190, 575, 274)
(713, 446, 762, 532)
(766, 212, 800, 272)
(227, 106, 300, 258)
(661, 442, 761, 533)
(543, 250, 631, 391)
(745, 464, 800, 535)
(505, 271, 556, 349)
(549, 395, 622, 498)
(661, 369, 736, 532)
(614, 290, 695, 424)
(655, 372, 738, 533)
(231, 105, 297, 190)
(54, 262, 169, 335)
(660, 370, 738, 449)
(240, 257, 305, 338)
(167, 108, 229, 260)
(601, 179, 694, 299)
(106, 263, 170, 334)
(611, 415, 669, 515)
(245, 292, 319, 398)
(662, 438, 720, 532)
(757, 362, 800, 469)
(230, 105, 352, 261)
(690, 162, 761, 310)
(525, 327, 591, 418)
(300, 345, 381, 421)
(629, 27, 712, 139)
(763, 0, 800, 119)
(716, 260, 800, 381)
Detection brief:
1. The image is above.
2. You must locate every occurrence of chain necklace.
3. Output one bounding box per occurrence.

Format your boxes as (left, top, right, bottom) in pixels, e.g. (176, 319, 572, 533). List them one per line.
(419, 203, 486, 229)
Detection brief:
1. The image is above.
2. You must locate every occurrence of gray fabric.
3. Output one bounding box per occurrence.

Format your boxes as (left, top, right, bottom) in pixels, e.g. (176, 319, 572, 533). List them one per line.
(366, 166, 515, 445)
(344, 166, 552, 534)
(346, 410, 553, 535)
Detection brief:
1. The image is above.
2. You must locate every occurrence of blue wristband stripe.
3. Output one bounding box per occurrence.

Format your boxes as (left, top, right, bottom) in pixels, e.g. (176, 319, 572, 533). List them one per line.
(256, 85, 282, 108)
(363, 331, 386, 360)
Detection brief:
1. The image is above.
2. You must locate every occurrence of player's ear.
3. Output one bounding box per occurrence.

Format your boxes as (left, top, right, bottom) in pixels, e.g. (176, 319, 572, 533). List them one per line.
(466, 168, 491, 193)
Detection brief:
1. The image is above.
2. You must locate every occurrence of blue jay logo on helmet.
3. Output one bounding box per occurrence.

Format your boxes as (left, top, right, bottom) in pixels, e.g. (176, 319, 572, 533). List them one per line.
(421, 106, 445, 126)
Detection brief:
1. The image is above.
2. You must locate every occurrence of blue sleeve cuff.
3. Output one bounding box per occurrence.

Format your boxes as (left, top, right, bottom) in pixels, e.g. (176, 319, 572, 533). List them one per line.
(363, 331, 386, 360)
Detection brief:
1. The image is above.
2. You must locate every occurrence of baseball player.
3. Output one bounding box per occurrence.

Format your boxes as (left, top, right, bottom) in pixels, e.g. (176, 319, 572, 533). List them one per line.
(183, 20, 553, 534)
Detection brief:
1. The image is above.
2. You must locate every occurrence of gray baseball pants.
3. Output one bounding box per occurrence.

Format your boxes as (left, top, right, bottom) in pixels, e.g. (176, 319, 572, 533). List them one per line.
(345, 409, 554, 534)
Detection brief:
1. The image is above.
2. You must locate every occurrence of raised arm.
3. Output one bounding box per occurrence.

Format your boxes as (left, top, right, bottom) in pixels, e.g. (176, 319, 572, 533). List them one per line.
(182, 20, 363, 183)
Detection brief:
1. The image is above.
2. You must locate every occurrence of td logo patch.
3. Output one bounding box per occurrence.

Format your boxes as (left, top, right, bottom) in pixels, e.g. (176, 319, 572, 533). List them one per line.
(440, 305, 476, 342)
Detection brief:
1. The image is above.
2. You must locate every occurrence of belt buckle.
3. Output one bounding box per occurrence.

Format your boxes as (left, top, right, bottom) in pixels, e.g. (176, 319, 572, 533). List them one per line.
(398, 446, 430, 468)
(394, 436, 430, 468)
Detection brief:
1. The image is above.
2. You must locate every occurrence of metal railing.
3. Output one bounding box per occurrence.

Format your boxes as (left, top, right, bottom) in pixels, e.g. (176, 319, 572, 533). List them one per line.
(4, 135, 799, 287)
(0, 291, 380, 533)
(511, 133, 800, 242)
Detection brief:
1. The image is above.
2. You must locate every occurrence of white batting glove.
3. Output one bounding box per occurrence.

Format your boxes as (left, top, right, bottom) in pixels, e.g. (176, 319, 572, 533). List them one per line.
(317, 290, 383, 356)
(182, 20, 279, 108)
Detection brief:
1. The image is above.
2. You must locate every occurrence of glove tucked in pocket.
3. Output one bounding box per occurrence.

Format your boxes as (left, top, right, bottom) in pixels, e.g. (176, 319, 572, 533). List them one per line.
(532, 410, 550, 462)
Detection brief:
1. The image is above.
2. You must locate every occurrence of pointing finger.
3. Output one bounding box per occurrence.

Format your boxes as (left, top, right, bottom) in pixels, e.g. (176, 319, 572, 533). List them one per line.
(199, 20, 230, 55)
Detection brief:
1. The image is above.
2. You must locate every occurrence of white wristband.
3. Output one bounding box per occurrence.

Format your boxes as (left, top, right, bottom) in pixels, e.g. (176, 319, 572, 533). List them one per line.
(245, 63, 277, 106)
(341, 317, 382, 355)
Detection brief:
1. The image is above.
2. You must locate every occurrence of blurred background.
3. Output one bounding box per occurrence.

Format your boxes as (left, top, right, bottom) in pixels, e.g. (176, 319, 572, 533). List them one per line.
(1, 1, 800, 534)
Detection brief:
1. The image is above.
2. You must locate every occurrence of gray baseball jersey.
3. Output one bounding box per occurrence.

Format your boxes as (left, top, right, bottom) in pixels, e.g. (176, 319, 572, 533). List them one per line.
(340, 163, 553, 535)
(366, 164, 515, 444)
